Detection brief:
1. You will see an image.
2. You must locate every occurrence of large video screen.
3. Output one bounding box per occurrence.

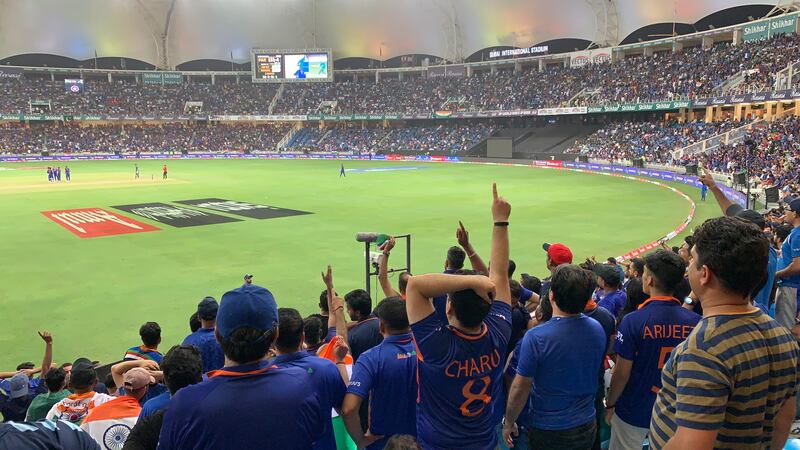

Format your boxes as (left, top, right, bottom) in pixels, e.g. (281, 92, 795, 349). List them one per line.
(251, 49, 332, 83)
(284, 53, 329, 79)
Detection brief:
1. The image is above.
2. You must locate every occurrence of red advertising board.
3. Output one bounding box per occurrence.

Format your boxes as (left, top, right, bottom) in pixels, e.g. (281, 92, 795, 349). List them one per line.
(42, 208, 160, 238)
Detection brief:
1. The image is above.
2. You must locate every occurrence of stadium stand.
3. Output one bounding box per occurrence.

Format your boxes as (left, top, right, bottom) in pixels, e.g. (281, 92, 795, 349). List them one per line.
(0, 34, 799, 117)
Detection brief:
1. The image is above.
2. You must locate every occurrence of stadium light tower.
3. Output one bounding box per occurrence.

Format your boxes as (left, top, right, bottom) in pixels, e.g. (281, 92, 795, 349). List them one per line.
(132, 0, 177, 70)
(768, 0, 800, 17)
(435, 0, 464, 63)
(586, 0, 619, 48)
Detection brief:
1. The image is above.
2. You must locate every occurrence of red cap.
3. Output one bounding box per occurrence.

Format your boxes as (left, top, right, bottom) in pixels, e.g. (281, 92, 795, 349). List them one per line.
(543, 243, 573, 265)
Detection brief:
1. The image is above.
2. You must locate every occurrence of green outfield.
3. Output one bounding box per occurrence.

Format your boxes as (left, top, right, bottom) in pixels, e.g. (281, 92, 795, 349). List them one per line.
(0, 159, 716, 369)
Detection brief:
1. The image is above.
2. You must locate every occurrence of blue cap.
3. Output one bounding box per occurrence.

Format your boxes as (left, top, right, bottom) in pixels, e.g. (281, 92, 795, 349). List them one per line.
(790, 198, 800, 214)
(217, 284, 278, 340)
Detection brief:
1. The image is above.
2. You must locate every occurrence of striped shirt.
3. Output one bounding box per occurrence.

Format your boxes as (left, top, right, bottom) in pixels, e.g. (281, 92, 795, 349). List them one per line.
(124, 346, 163, 363)
(650, 310, 800, 449)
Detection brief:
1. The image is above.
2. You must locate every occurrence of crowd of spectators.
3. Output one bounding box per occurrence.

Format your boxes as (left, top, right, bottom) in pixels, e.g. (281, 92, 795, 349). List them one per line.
(2, 181, 799, 450)
(1, 33, 799, 118)
(0, 123, 292, 154)
(0, 122, 494, 155)
(378, 123, 495, 154)
(685, 115, 800, 191)
(0, 80, 279, 116)
(566, 119, 746, 163)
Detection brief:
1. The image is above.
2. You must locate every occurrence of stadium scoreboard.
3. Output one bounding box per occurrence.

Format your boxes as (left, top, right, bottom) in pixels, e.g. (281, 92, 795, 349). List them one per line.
(251, 48, 332, 83)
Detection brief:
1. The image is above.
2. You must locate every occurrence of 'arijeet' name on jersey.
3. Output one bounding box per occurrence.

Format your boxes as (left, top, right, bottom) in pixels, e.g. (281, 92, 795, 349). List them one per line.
(411, 301, 511, 450)
(613, 296, 701, 428)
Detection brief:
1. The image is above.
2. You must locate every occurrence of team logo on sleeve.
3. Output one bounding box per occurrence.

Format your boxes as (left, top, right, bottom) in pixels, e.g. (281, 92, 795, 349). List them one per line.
(42, 208, 160, 238)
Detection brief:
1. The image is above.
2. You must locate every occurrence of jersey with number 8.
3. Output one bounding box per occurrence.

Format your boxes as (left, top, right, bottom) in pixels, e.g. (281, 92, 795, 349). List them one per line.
(411, 301, 511, 450)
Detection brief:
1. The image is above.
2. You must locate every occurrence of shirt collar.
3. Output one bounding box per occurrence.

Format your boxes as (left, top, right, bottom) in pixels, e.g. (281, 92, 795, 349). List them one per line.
(382, 333, 412, 343)
(272, 351, 307, 365)
(207, 359, 276, 378)
(638, 296, 681, 310)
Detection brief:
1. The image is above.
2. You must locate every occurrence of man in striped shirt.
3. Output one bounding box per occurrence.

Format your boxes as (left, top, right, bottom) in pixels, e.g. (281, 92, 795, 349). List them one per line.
(123, 322, 163, 363)
(650, 217, 800, 450)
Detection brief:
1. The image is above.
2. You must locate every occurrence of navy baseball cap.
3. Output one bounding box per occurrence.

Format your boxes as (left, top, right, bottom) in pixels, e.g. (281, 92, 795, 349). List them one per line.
(197, 296, 219, 320)
(789, 198, 800, 214)
(734, 209, 766, 230)
(217, 284, 278, 340)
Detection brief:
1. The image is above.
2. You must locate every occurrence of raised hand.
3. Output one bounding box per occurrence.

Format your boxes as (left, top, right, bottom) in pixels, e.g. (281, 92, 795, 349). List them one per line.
(698, 168, 717, 189)
(470, 275, 496, 304)
(456, 221, 470, 248)
(492, 183, 511, 222)
(330, 294, 345, 312)
(38, 331, 52, 344)
(333, 339, 350, 363)
(321, 265, 334, 290)
(384, 237, 396, 253)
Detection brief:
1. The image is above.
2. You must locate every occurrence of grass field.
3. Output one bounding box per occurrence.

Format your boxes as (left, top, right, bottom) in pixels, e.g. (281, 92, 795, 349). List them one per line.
(0, 159, 717, 369)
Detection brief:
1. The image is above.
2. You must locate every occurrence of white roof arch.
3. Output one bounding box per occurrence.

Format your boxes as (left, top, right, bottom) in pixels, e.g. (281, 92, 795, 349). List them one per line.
(0, 0, 781, 66)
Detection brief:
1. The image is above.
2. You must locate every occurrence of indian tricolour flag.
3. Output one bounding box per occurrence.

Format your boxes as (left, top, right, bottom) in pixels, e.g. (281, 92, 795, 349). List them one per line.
(319, 335, 356, 450)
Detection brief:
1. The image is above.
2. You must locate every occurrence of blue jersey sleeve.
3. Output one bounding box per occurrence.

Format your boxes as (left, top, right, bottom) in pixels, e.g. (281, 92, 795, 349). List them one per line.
(485, 301, 513, 351)
(346, 353, 375, 399)
(520, 287, 533, 303)
(515, 330, 540, 378)
(325, 327, 336, 343)
(505, 339, 524, 378)
(613, 314, 637, 360)
(157, 404, 181, 450)
(792, 233, 800, 259)
(321, 361, 347, 409)
(410, 310, 450, 364)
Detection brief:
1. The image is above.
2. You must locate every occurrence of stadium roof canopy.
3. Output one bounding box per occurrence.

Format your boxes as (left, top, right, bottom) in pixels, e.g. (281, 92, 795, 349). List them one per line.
(0, 0, 787, 68)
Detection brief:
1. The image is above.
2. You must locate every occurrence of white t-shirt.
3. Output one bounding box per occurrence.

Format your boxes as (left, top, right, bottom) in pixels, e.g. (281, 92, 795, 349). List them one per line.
(45, 391, 115, 424)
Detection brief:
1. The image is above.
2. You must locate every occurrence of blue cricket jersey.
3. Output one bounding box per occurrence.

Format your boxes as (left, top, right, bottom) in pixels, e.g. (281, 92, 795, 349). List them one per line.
(182, 327, 225, 373)
(753, 247, 777, 315)
(411, 301, 511, 450)
(613, 297, 701, 428)
(779, 226, 800, 288)
(516, 314, 606, 431)
(272, 352, 346, 450)
(139, 391, 170, 418)
(157, 360, 325, 450)
(346, 333, 418, 450)
(504, 339, 532, 427)
(348, 317, 383, 363)
(598, 289, 627, 319)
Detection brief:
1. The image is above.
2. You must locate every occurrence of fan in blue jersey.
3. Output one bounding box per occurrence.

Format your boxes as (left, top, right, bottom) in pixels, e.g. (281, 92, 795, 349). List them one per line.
(405, 183, 513, 450)
(502, 264, 607, 450)
(157, 284, 328, 450)
(699, 168, 778, 319)
(343, 296, 418, 450)
(595, 264, 626, 319)
(272, 307, 348, 450)
(605, 249, 701, 450)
